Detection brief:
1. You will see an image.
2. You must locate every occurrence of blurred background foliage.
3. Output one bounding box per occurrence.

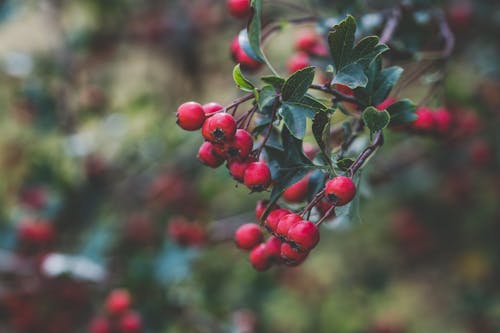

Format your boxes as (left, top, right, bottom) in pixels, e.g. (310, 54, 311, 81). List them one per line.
(0, 0, 498, 332)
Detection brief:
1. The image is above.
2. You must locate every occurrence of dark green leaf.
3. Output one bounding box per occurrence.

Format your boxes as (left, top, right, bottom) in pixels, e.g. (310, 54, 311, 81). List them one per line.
(238, 29, 261, 62)
(300, 94, 329, 111)
(328, 15, 356, 71)
(362, 106, 390, 133)
(331, 62, 368, 89)
(372, 66, 403, 105)
(247, 0, 265, 61)
(307, 169, 327, 201)
(387, 99, 417, 126)
(261, 76, 285, 90)
(282, 66, 316, 102)
(352, 37, 389, 67)
(232, 64, 255, 92)
(279, 104, 307, 140)
(336, 158, 354, 171)
(257, 85, 277, 112)
(312, 111, 330, 152)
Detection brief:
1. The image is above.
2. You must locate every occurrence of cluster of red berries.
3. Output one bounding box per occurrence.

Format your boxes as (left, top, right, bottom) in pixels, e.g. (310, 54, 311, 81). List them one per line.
(234, 175, 357, 271)
(288, 29, 328, 74)
(89, 289, 142, 333)
(176, 101, 272, 192)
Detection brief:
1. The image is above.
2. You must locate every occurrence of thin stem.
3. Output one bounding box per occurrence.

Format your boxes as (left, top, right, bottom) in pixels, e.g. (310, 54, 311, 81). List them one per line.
(300, 189, 325, 217)
(316, 204, 336, 226)
(309, 84, 363, 107)
(224, 93, 255, 112)
(347, 131, 384, 177)
(380, 6, 402, 44)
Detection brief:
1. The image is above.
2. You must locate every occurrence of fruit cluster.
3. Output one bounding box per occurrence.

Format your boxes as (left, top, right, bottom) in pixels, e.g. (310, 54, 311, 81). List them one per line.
(89, 289, 143, 333)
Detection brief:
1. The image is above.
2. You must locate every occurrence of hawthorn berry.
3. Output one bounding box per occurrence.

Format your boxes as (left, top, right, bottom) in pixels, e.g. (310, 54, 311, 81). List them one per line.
(287, 52, 310, 73)
(202, 113, 237, 143)
(230, 36, 263, 72)
(264, 236, 282, 264)
(105, 289, 131, 316)
(294, 30, 320, 53)
(249, 244, 272, 271)
(275, 213, 302, 240)
(119, 311, 142, 333)
(17, 219, 55, 248)
(243, 161, 272, 192)
(412, 107, 435, 132)
(225, 129, 253, 160)
(324, 176, 356, 206)
(197, 142, 225, 168)
(176, 101, 206, 131)
(167, 217, 206, 247)
(288, 220, 320, 252)
(227, 159, 252, 182)
(264, 208, 290, 233)
(227, 0, 251, 19)
(433, 108, 453, 135)
(234, 223, 263, 250)
(282, 174, 310, 203)
(203, 102, 223, 115)
(89, 316, 111, 333)
(255, 199, 280, 221)
(280, 242, 308, 266)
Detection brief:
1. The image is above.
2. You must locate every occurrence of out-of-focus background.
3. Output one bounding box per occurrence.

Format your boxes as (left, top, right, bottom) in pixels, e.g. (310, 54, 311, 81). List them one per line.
(0, 0, 499, 332)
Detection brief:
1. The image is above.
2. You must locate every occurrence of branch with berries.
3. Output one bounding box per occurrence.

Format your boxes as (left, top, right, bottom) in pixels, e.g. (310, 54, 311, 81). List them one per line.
(176, 0, 456, 271)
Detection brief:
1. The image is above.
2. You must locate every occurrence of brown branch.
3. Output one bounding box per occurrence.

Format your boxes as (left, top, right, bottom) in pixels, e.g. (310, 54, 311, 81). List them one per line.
(309, 84, 363, 107)
(380, 7, 402, 44)
(347, 131, 384, 177)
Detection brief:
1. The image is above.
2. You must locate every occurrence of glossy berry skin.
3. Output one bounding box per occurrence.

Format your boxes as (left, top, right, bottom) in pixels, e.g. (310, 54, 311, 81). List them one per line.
(105, 289, 131, 316)
(264, 209, 290, 233)
(412, 107, 435, 132)
(288, 220, 320, 252)
(230, 37, 263, 72)
(119, 311, 142, 333)
(249, 244, 272, 271)
(225, 129, 253, 160)
(433, 108, 453, 135)
(227, 0, 251, 19)
(197, 142, 225, 168)
(264, 236, 282, 263)
(324, 176, 356, 206)
(227, 159, 252, 182)
(202, 113, 237, 143)
(176, 102, 205, 131)
(295, 30, 320, 53)
(203, 102, 223, 115)
(282, 174, 309, 203)
(287, 52, 310, 74)
(280, 242, 308, 266)
(243, 162, 272, 192)
(275, 213, 302, 240)
(234, 223, 263, 250)
(89, 316, 111, 333)
(255, 200, 280, 220)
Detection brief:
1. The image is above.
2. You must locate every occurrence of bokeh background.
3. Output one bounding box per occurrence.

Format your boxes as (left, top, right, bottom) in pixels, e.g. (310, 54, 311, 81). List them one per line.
(0, 0, 499, 332)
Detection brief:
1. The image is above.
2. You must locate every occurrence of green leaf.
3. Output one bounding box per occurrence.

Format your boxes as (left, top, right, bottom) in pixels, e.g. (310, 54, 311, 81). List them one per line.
(247, 0, 265, 61)
(352, 36, 389, 67)
(282, 67, 316, 102)
(386, 99, 417, 126)
(256, 85, 277, 112)
(238, 29, 261, 62)
(261, 76, 285, 90)
(312, 111, 334, 171)
(307, 170, 328, 201)
(331, 63, 368, 89)
(300, 94, 329, 111)
(328, 15, 356, 71)
(279, 102, 317, 139)
(336, 158, 354, 171)
(232, 64, 255, 92)
(362, 106, 390, 133)
(372, 66, 403, 105)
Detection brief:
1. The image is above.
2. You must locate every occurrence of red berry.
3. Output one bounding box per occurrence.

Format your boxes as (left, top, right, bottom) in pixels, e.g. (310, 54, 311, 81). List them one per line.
(17, 219, 55, 247)
(249, 244, 272, 271)
(119, 311, 142, 333)
(227, 159, 252, 182)
(376, 98, 397, 111)
(303, 143, 318, 160)
(255, 200, 280, 221)
(294, 30, 320, 53)
(412, 107, 435, 132)
(264, 236, 282, 263)
(264, 209, 290, 233)
(227, 0, 251, 19)
(309, 43, 329, 57)
(275, 213, 302, 240)
(287, 52, 310, 74)
(324, 176, 356, 206)
(234, 223, 263, 250)
(105, 289, 131, 315)
(225, 129, 253, 160)
(288, 220, 320, 252)
(280, 242, 308, 266)
(167, 217, 206, 247)
(176, 102, 205, 131)
(202, 113, 237, 143)
(203, 102, 223, 115)
(243, 162, 272, 192)
(89, 316, 111, 333)
(236, 47, 263, 72)
(197, 142, 225, 168)
(282, 174, 309, 203)
(432, 108, 453, 135)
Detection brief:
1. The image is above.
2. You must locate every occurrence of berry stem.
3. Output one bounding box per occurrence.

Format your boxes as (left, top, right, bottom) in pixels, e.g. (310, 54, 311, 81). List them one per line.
(347, 131, 384, 177)
(300, 189, 325, 217)
(379, 6, 402, 44)
(316, 204, 336, 226)
(225, 93, 256, 114)
(309, 84, 363, 107)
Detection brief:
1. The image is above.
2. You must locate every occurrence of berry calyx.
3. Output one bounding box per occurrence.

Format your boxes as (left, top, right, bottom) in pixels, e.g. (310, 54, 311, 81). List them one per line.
(227, 0, 251, 19)
(225, 129, 253, 160)
(202, 113, 237, 143)
(264, 209, 291, 233)
(282, 174, 310, 203)
(288, 220, 320, 252)
(324, 176, 356, 206)
(249, 244, 272, 271)
(203, 102, 223, 115)
(234, 223, 263, 250)
(197, 142, 225, 168)
(280, 242, 308, 266)
(275, 213, 302, 240)
(243, 162, 272, 192)
(105, 289, 131, 316)
(287, 52, 310, 74)
(176, 102, 206, 131)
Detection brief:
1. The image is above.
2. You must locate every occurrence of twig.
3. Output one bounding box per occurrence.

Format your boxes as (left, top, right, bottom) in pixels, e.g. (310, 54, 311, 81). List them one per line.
(380, 6, 402, 44)
(300, 189, 325, 217)
(347, 131, 384, 177)
(316, 204, 335, 226)
(309, 84, 363, 107)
